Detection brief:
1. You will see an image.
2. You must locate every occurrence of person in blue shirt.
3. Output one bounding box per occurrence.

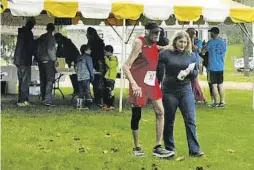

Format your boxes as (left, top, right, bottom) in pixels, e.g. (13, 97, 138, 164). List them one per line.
(202, 27, 227, 107)
(76, 44, 94, 109)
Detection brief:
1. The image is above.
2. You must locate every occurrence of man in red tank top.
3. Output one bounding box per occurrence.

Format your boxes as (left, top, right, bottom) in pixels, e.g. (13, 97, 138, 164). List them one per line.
(122, 21, 174, 158)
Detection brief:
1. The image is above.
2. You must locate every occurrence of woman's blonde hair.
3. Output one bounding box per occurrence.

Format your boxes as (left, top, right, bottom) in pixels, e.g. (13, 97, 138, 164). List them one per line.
(171, 31, 192, 55)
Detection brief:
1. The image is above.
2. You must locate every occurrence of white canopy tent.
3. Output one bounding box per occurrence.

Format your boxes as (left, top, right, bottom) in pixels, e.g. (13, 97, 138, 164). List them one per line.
(1, 0, 254, 110)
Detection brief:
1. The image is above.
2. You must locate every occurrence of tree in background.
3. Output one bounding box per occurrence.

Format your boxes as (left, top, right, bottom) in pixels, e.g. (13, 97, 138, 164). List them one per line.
(234, 0, 254, 76)
(0, 34, 16, 65)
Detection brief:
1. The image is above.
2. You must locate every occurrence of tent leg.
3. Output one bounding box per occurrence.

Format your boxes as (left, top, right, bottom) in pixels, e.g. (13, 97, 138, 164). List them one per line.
(252, 23, 254, 109)
(119, 19, 126, 112)
(122, 26, 128, 98)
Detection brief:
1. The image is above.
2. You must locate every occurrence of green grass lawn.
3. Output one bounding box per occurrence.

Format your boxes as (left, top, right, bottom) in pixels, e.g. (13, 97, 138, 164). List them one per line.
(1, 88, 254, 170)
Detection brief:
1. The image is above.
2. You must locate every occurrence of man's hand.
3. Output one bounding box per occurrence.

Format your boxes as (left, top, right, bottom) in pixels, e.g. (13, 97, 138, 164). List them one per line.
(131, 82, 142, 97)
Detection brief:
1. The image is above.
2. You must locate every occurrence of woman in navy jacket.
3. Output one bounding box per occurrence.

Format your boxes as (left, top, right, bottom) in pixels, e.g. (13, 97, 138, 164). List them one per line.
(158, 31, 204, 157)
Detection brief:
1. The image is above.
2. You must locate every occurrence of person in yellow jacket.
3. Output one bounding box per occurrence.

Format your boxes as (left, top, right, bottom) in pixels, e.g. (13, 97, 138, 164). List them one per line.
(103, 45, 119, 110)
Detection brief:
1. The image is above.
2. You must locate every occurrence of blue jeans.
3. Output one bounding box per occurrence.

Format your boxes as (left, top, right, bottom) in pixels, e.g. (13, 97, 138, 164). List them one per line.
(163, 84, 200, 153)
(17, 65, 31, 103)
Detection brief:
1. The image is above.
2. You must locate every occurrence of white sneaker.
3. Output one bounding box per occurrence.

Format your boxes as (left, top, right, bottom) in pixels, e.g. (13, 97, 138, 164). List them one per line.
(152, 145, 175, 158)
(132, 147, 145, 157)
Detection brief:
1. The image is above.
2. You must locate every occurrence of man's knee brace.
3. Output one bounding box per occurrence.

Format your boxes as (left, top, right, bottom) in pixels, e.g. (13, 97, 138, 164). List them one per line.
(131, 107, 141, 130)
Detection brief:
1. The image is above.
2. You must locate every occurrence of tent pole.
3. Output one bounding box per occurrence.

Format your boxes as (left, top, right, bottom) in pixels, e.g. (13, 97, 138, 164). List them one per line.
(123, 26, 128, 96)
(119, 19, 126, 112)
(252, 23, 254, 109)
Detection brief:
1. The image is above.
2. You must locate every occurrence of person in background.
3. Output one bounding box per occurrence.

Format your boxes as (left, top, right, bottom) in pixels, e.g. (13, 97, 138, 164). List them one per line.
(86, 27, 106, 107)
(194, 30, 203, 70)
(158, 31, 204, 157)
(14, 17, 36, 107)
(200, 50, 215, 103)
(122, 21, 174, 158)
(54, 33, 80, 95)
(37, 23, 57, 106)
(103, 45, 119, 110)
(201, 27, 227, 107)
(186, 28, 206, 103)
(156, 27, 170, 84)
(76, 44, 94, 109)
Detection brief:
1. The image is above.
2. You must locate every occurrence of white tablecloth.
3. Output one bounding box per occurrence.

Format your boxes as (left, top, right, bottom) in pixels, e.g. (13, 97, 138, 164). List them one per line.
(1, 65, 76, 94)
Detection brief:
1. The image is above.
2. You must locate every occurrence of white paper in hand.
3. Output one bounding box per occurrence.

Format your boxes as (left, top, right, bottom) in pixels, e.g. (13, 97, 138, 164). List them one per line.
(177, 70, 187, 80)
(144, 71, 156, 86)
(188, 63, 196, 71)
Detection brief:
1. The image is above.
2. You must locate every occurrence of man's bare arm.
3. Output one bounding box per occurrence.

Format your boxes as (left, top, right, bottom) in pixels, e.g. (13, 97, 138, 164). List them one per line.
(157, 44, 173, 51)
(122, 39, 142, 84)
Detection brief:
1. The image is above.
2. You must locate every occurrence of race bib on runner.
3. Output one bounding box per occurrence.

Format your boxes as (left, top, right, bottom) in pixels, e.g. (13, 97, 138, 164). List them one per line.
(144, 71, 156, 86)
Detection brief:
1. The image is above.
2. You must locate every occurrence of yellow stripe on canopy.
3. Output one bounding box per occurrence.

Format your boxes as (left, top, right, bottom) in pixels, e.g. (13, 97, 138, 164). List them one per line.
(112, 2, 143, 20)
(174, 6, 202, 22)
(230, 8, 254, 23)
(0, 0, 8, 13)
(44, 0, 78, 18)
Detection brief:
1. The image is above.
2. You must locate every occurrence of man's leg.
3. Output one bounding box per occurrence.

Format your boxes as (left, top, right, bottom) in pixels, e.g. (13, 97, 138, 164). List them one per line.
(150, 98, 176, 158)
(38, 63, 46, 101)
(131, 106, 142, 148)
(207, 70, 214, 103)
(218, 83, 225, 104)
(98, 75, 105, 106)
(43, 61, 55, 105)
(70, 74, 79, 94)
(22, 66, 31, 102)
(16, 65, 22, 103)
(17, 65, 31, 104)
(212, 84, 219, 104)
(92, 74, 100, 105)
(208, 83, 214, 102)
(151, 99, 164, 146)
(217, 71, 225, 106)
(209, 71, 219, 105)
(131, 106, 145, 157)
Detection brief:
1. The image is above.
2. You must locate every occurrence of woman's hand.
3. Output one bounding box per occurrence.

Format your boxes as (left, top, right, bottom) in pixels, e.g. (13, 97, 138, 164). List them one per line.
(131, 82, 142, 97)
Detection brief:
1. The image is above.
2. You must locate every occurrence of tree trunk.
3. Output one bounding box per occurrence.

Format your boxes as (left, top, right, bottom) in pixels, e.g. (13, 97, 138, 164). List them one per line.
(243, 37, 251, 77)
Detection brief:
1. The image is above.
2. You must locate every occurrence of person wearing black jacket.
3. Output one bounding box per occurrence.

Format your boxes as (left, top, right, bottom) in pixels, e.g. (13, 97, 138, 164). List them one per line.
(14, 17, 36, 106)
(86, 27, 106, 107)
(54, 33, 80, 95)
(158, 31, 204, 157)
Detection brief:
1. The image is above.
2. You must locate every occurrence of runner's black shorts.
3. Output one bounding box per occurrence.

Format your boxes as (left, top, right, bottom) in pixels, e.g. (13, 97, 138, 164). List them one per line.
(207, 70, 224, 84)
